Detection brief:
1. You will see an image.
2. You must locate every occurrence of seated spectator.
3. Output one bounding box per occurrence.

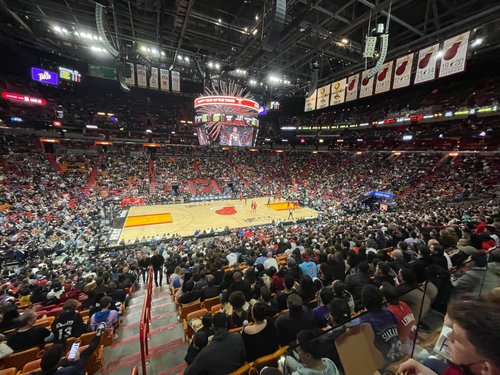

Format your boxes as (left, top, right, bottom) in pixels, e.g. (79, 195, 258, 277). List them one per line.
(398, 299, 500, 375)
(283, 330, 341, 375)
(226, 291, 250, 329)
(359, 285, 402, 362)
(332, 280, 355, 314)
(200, 275, 220, 301)
(312, 287, 334, 328)
(0, 334, 13, 359)
(184, 331, 209, 365)
(32, 322, 106, 375)
(453, 251, 500, 297)
(178, 279, 201, 305)
(51, 299, 88, 343)
(227, 271, 251, 301)
(299, 253, 318, 279)
(259, 286, 280, 318)
(276, 294, 311, 346)
(345, 261, 372, 310)
(373, 262, 396, 287)
(7, 310, 52, 352)
(241, 302, 279, 362)
(90, 296, 119, 332)
(274, 274, 299, 311)
(298, 275, 316, 305)
(264, 252, 279, 270)
(185, 312, 246, 375)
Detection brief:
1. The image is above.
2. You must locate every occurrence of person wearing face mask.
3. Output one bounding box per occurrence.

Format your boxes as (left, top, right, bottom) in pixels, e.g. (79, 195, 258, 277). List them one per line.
(397, 299, 500, 375)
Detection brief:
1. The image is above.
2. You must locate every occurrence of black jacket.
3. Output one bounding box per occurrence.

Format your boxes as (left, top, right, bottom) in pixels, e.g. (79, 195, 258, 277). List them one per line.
(150, 254, 165, 270)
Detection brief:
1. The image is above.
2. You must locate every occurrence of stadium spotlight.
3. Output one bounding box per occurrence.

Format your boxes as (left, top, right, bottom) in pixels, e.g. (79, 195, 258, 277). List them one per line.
(145, 129, 152, 133)
(341, 38, 348, 44)
(436, 51, 444, 58)
(253, 29, 258, 35)
(215, 62, 221, 69)
(471, 38, 483, 47)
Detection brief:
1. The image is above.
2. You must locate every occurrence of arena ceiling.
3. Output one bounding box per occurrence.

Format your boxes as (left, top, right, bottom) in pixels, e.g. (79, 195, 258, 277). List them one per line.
(0, 0, 499, 94)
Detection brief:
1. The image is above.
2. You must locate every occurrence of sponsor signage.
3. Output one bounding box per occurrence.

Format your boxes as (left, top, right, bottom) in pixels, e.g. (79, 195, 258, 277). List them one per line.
(194, 96, 260, 111)
(88, 64, 116, 80)
(1, 91, 46, 105)
(31, 67, 58, 85)
(59, 67, 81, 82)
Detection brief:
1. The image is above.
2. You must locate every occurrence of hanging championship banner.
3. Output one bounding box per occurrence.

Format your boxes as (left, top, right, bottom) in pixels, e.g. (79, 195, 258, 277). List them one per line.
(359, 71, 374, 98)
(136, 64, 147, 88)
(345, 74, 359, 102)
(330, 78, 346, 106)
(124, 62, 135, 87)
(171, 71, 180, 92)
(439, 31, 470, 78)
(316, 84, 331, 110)
(375, 60, 393, 94)
(149, 67, 159, 90)
(304, 89, 317, 112)
(414, 43, 439, 84)
(160, 69, 170, 91)
(393, 53, 414, 89)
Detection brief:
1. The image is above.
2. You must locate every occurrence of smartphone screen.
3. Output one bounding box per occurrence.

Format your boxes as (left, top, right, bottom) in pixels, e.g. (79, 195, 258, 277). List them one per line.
(68, 342, 80, 360)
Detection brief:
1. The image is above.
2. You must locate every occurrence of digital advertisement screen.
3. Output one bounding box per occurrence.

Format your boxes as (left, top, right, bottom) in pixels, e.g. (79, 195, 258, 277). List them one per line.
(31, 67, 59, 85)
(219, 125, 254, 147)
(197, 126, 209, 146)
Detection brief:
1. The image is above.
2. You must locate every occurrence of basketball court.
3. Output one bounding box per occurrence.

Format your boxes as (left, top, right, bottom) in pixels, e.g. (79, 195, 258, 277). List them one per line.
(117, 197, 318, 242)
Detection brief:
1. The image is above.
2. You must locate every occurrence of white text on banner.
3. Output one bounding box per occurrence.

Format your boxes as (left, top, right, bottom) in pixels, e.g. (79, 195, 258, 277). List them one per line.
(304, 90, 317, 112)
(359, 71, 374, 98)
(149, 67, 159, 90)
(345, 74, 359, 102)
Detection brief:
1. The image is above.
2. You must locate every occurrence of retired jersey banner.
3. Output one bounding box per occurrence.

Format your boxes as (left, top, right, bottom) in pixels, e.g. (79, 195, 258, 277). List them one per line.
(345, 74, 359, 102)
(136, 64, 147, 88)
(439, 31, 470, 78)
(171, 71, 180, 92)
(414, 43, 439, 84)
(330, 79, 346, 106)
(149, 67, 159, 90)
(359, 71, 374, 98)
(375, 60, 393, 94)
(304, 89, 317, 112)
(124, 62, 135, 87)
(160, 69, 170, 91)
(393, 53, 414, 89)
(316, 84, 331, 109)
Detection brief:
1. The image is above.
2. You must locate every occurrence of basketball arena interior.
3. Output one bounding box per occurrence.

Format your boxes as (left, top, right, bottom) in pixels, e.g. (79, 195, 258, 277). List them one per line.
(0, 0, 499, 374)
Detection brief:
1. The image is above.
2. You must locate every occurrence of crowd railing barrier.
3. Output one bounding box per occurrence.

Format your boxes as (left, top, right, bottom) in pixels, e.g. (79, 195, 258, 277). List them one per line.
(139, 267, 154, 375)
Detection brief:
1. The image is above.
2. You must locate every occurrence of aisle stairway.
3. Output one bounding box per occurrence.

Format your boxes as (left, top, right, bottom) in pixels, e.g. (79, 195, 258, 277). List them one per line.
(46, 153, 61, 172)
(149, 158, 156, 195)
(84, 155, 103, 195)
(102, 286, 187, 375)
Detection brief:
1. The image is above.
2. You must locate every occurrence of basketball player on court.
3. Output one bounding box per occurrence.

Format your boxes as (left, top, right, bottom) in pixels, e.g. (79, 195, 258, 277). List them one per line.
(288, 208, 294, 220)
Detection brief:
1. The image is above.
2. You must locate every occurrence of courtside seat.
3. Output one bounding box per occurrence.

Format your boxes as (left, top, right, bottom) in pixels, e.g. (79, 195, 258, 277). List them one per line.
(2, 347, 39, 371)
(183, 308, 208, 341)
(79, 331, 97, 347)
(210, 303, 223, 315)
(248, 346, 288, 374)
(201, 296, 219, 311)
(0, 368, 17, 375)
(178, 300, 201, 321)
(20, 358, 41, 374)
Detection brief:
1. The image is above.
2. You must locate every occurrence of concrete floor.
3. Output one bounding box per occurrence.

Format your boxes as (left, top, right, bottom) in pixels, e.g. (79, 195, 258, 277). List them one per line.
(102, 286, 188, 375)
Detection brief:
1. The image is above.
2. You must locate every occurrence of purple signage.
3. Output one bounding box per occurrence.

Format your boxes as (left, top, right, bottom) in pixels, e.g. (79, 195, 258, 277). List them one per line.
(31, 67, 59, 85)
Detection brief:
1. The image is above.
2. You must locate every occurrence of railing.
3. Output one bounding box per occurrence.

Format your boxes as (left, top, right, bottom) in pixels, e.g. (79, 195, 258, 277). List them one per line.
(139, 267, 154, 375)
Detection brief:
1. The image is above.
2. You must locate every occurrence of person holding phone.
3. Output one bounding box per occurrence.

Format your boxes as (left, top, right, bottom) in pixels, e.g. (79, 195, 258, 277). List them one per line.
(31, 322, 106, 375)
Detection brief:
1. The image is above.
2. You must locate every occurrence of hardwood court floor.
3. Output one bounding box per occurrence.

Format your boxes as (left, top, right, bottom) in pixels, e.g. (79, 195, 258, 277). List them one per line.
(118, 197, 318, 241)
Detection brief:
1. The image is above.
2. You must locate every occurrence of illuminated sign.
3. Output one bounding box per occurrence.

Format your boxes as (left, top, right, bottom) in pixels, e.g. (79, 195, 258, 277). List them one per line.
(31, 67, 59, 85)
(258, 106, 267, 115)
(1, 91, 46, 105)
(10, 117, 23, 123)
(53, 121, 61, 126)
(269, 101, 280, 110)
(194, 96, 260, 112)
(143, 143, 161, 147)
(370, 191, 394, 199)
(40, 138, 60, 143)
(96, 141, 113, 145)
(59, 67, 81, 82)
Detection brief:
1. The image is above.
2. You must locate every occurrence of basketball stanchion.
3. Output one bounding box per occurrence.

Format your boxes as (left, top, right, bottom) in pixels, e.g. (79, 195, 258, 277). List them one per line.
(139, 267, 154, 374)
